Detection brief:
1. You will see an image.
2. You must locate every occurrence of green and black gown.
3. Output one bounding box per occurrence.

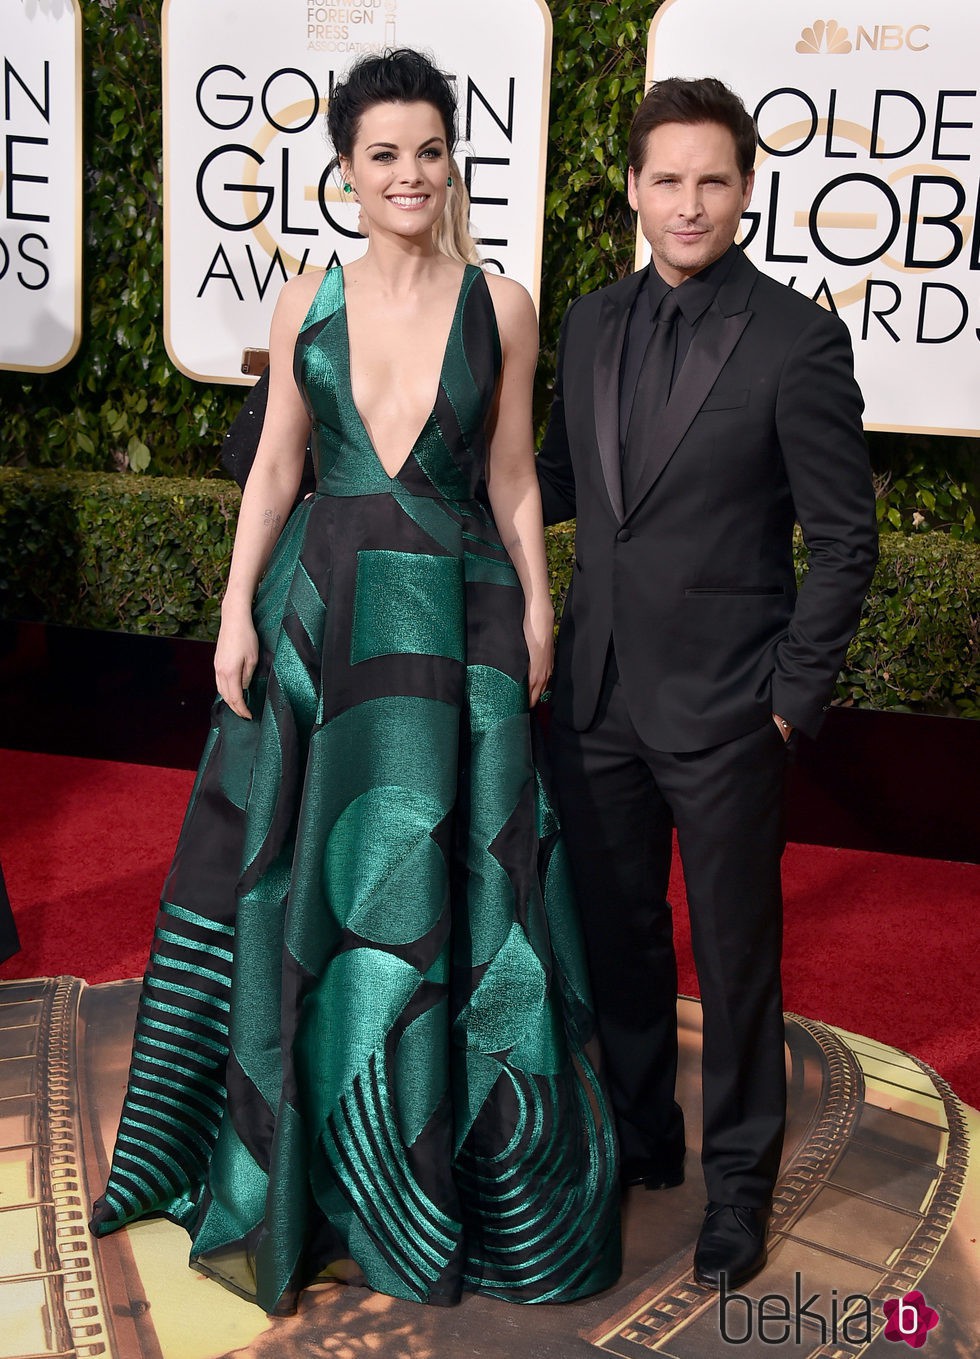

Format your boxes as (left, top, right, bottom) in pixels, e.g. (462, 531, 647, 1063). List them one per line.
(90, 264, 621, 1314)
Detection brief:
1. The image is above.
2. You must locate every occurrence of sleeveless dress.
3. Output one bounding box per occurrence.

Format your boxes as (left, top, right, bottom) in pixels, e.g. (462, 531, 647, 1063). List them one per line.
(90, 264, 621, 1314)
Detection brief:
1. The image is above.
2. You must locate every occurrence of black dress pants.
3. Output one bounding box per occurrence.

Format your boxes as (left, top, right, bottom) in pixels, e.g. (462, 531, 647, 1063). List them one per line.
(548, 655, 788, 1207)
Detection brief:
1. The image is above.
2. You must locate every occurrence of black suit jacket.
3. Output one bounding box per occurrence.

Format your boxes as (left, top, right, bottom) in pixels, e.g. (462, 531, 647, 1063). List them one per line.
(537, 247, 878, 752)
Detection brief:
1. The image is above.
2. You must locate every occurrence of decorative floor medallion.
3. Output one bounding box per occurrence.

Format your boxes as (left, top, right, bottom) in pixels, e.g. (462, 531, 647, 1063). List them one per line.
(1, 979, 976, 1358)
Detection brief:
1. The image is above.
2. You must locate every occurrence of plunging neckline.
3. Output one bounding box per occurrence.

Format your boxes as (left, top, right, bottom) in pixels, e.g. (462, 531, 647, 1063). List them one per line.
(341, 264, 472, 481)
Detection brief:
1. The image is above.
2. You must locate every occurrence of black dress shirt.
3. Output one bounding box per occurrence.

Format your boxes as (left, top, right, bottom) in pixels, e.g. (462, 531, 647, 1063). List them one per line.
(619, 243, 741, 449)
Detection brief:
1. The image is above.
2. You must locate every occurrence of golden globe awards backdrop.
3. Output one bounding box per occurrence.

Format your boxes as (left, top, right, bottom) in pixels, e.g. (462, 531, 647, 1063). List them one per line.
(0, 0, 82, 374)
(162, 0, 553, 385)
(641, 0, 980, 436)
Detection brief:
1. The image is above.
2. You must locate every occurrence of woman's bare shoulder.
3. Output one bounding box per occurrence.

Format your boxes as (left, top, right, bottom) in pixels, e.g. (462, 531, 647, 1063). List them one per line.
(264, 270, 330, 355)
(279, 268, 328, 309)
(268, 269, 332, 340)
(482, 271, 538, 349)
(482, 270, 532, 307)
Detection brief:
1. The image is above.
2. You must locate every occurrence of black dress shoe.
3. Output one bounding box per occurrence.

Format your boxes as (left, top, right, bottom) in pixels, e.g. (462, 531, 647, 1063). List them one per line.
(693, 1203, 769, 1288)
(620, 1155, 685, 1191)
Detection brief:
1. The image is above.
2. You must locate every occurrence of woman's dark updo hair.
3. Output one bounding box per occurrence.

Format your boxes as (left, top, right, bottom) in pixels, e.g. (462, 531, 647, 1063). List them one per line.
(327, 49, 458, 159)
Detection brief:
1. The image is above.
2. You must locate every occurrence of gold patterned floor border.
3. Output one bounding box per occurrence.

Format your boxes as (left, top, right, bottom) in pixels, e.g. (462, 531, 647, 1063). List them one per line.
(1, 977, 115, 1358)
(590, 1013, 969, 1358)
(0, 980, 974, 1359)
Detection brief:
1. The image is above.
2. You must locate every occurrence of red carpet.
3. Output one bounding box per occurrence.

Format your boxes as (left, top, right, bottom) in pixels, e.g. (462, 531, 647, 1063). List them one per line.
(1, 747, 978, 1108)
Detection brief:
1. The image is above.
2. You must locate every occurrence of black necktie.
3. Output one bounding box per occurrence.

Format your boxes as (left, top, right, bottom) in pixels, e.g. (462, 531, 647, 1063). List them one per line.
(623, 290, 682, 454)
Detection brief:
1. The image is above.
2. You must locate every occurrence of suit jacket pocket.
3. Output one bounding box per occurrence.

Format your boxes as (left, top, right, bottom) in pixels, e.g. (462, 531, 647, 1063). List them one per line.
(685, 586, 785, 596)
(699, 387, 749, 412)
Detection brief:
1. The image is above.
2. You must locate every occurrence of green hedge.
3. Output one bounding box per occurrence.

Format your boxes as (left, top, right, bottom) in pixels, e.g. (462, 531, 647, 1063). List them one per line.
(2, 468, 977, 718)
(0, 469, 239, 638)
(837, 533, 980, 717)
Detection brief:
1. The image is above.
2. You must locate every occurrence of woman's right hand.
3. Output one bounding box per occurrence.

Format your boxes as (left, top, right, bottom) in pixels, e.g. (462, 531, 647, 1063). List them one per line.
(214, 604, 259, 719)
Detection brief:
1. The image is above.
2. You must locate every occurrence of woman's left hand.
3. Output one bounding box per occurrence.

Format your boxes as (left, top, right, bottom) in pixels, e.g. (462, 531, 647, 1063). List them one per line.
(524, 599, 555, 707)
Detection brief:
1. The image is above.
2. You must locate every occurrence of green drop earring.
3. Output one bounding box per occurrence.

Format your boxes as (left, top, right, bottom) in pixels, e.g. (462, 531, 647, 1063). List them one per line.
(447, 175, 453, 187)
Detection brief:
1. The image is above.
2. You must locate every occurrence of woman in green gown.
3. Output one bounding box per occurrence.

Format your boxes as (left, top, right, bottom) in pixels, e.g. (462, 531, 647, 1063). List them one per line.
(91, 48, 620, 1315)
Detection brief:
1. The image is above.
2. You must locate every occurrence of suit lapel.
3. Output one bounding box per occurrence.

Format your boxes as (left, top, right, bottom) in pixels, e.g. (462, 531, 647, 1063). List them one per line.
(624, 251, 758, 517)
(593, 269, 646, 524)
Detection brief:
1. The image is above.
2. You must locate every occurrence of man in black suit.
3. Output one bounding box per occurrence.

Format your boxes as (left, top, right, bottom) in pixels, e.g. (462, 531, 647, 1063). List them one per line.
(537, 77, 877, 1288)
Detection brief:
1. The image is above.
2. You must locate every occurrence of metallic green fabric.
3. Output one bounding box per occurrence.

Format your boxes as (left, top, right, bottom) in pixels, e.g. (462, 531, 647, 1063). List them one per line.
(351, 550, 465, 664)
(91, 264, 620, 1313)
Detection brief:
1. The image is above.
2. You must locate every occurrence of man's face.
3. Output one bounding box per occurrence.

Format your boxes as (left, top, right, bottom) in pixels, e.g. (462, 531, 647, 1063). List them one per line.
(628, 120, 754, 286)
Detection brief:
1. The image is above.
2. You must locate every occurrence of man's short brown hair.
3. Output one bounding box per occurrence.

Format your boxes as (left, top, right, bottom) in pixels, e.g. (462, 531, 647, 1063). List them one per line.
(628, 77, 757, 181)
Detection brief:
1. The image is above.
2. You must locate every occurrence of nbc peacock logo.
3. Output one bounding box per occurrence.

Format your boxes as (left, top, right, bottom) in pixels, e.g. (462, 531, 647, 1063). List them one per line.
(796, 19, 853, 53)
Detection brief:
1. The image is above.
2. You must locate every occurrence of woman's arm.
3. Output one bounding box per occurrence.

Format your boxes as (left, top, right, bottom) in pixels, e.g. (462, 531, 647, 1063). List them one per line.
(483, 273, 554, 706)
(214, 275, 318, 718)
